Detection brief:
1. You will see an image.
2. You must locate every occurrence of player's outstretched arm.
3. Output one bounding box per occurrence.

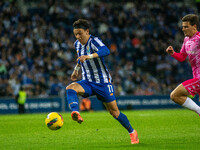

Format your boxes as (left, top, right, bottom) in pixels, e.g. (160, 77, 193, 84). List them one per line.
(77, 45, 110, 63)
(166, 46, 187, 62)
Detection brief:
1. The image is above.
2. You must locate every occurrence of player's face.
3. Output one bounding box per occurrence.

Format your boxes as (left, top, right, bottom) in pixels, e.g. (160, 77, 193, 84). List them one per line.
(182, 21, 197, 37)
(73, 28, 90, 45)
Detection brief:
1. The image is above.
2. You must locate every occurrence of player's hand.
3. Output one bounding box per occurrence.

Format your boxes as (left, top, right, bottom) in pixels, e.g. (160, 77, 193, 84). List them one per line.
(71, 70, 78, 81)
(77, 55, 90, 63)
(166, 46, 175, 55)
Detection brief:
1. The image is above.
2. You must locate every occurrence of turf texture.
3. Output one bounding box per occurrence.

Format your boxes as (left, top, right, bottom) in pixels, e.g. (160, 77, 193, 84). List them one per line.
(1, 109, 200, 150)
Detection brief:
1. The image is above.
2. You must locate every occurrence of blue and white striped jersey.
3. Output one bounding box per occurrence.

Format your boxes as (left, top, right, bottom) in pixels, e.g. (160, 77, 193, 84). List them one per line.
(74, 35, 112, 83)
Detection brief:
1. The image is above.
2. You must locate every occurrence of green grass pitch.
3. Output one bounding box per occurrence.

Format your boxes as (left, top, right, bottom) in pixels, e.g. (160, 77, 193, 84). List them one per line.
(1, 109, 200, 150)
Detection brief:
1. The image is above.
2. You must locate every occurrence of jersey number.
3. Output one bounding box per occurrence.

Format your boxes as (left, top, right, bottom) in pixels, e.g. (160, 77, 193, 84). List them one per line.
(107, 85, 114, 93)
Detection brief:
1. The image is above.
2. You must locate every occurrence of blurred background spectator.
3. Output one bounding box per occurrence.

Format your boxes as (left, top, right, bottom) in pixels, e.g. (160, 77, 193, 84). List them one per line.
(0, 0, 198, 97)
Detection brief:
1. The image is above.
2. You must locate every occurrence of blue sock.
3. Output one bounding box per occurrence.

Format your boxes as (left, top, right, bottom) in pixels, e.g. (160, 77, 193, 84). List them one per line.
(117, 112, 134, 133)
(66, 89, 79, 112)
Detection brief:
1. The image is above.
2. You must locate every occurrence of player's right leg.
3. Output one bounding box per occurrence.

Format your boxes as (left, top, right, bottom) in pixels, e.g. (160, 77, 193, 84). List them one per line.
(170, 80, 200, 115)
(66, 82, 85, 123)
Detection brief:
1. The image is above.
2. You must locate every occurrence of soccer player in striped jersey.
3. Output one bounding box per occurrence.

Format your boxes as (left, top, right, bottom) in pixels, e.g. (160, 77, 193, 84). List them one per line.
(166, 14, 200, 116)
(66, 19, 139, 144)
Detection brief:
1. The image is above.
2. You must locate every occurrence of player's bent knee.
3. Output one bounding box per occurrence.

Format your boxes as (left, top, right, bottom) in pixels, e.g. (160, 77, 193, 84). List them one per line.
(66, 85, 71, 90)
(170, 92, 175, 101)
(66, 83, 76, 91)
(170, 92, 178, 102)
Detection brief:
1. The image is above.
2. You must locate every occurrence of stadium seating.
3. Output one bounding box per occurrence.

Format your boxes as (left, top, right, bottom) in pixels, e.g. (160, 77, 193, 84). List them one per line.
(0, 0, 197, 97)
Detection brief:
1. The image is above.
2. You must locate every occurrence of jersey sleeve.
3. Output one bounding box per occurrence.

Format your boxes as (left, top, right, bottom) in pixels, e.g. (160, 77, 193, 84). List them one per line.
(171, 52, 187, 62)
(91, 37, 110, 57)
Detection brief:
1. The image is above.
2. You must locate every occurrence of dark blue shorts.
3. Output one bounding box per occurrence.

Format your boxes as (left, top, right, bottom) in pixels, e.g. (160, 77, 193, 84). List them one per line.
(77, 80, 116, 103)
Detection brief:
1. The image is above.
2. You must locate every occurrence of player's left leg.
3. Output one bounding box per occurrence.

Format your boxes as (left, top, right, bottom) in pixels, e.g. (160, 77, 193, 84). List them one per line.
(104, 101, 139, 144)
(93, 82, 139, 144)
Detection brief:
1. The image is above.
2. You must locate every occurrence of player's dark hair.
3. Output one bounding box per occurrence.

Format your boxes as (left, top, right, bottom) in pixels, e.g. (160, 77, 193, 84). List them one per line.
(73, 19, 90, 30)
(182, 14, 199, 29)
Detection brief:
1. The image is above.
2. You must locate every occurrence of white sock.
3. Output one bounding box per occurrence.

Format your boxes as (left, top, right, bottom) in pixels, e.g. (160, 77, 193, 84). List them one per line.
(182, 97, 200, 115)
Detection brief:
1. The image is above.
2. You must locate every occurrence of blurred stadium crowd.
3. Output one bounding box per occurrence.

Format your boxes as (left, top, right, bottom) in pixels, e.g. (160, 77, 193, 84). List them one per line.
(0, 0, 198, 97)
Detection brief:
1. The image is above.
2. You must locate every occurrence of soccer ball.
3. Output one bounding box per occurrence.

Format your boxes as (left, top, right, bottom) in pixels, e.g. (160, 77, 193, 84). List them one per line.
(45, 112, 64, 130)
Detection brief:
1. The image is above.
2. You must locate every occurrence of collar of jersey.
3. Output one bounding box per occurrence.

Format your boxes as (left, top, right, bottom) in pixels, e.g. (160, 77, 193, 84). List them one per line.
(80, 34, 91, 46)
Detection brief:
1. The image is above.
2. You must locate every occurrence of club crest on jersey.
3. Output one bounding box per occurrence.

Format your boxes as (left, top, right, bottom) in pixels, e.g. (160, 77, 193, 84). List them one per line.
(86, 45, 90, 53)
